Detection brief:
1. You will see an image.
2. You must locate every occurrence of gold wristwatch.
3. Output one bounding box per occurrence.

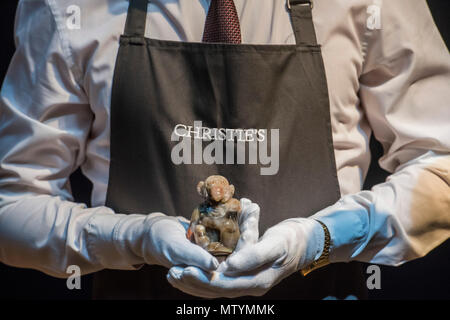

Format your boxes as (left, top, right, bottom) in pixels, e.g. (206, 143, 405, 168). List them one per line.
(300, 220, 331, 276)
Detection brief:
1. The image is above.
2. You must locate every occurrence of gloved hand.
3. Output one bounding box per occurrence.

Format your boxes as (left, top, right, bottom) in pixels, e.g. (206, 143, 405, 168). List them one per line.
(145, 213, 224, 270)
(108, 212, 220, 272)
(167, 217, 325, 298)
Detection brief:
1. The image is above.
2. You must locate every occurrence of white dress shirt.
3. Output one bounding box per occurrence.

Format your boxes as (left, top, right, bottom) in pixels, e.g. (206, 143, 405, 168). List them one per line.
(0, 0, 449, 277)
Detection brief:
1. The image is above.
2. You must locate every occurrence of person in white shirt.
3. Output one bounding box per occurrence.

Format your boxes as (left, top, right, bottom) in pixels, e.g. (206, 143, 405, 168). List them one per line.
(0, 0, 449, 299)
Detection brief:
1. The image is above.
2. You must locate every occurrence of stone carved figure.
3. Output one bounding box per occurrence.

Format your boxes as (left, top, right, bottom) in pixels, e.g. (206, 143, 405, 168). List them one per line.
(187, 175, 241, 258)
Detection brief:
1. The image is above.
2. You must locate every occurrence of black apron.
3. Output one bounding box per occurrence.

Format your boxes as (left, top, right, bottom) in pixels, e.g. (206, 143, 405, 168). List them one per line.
(93, 0, 366, 299)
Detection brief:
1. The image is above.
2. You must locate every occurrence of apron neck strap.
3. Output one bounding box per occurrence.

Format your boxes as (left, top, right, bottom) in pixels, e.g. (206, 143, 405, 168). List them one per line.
(124, 0, 318, 46)
(124, 0, 149, 36)
(288, 0, 317, 45)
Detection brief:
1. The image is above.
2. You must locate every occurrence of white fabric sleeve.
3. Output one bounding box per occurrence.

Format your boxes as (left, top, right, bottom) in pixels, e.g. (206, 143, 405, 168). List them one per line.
(312, 0, 450, 266)
(0, 0, 145, 277)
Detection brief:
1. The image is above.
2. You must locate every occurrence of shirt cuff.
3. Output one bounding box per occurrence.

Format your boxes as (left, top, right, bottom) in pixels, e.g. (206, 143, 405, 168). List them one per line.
(86, 209, 147, 270)
(309, 192, 372, 263)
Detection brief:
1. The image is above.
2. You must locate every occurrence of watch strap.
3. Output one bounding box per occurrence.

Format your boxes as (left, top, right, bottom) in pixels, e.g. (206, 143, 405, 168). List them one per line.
(300, 219, 331, 276)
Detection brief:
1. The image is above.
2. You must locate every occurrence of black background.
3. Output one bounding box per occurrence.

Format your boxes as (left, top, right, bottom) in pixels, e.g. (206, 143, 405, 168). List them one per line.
(0, 1, 449, 300)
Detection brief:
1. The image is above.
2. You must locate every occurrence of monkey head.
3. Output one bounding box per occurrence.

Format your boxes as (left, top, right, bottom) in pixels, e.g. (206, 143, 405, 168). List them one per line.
(197, 175, 235, 203)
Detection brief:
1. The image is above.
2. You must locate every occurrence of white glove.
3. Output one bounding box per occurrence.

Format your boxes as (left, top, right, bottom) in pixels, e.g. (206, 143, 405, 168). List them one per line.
(114, 212, 220, 271)
(167, 217, 325, 298)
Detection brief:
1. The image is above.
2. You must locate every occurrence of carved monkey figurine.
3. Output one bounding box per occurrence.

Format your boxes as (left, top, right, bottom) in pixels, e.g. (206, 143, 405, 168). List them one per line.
(187, 175, 241, 257)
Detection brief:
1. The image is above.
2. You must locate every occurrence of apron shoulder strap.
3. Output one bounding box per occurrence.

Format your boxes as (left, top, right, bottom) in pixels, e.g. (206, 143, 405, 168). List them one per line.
(124, 0, 149, 36)
(288, 0, 318, 45)
(124, 0, 318, 45)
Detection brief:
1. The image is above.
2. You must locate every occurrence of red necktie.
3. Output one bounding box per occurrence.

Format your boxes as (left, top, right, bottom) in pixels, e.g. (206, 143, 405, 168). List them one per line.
(202, 0, 242, 44)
